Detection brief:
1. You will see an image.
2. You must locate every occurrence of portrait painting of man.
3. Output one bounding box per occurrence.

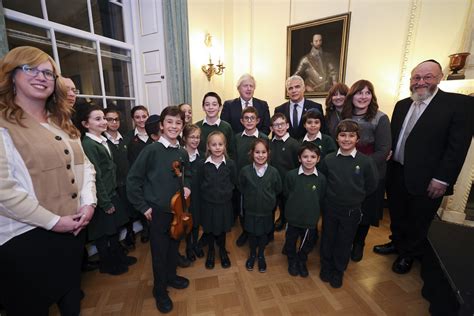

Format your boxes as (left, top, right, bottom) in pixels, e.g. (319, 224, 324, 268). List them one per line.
(287, 13, 351, 98)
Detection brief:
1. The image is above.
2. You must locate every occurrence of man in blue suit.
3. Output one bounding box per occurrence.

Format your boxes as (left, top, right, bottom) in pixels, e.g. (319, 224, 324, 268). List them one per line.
(221, 74, 271, 135)
(274, 75, 326, 139)
(373, 60, 472, 274)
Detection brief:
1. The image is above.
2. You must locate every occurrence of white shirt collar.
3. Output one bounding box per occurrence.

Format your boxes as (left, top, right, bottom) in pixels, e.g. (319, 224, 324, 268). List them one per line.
(291, 98, 304, 107)
(205, 155, 226, 168)
(188, 148, 200, 162)
(337, 148, 357, 158)
(272, 133, 290, 142)
(303, 131, 322, 142)
(86, 132, 107, 144)
(158, 136, 179, 148)
(203, 117, 221, 126)
(104, 131, 123, 143)
(240, 98, 253, 108)
(241, 129, 259, 138)
(253, 162, 268, 177)
(298, 165, 318, 176)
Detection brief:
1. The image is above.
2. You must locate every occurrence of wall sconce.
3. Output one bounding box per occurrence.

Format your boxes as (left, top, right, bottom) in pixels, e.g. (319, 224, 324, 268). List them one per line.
(201, 33, 225, 81)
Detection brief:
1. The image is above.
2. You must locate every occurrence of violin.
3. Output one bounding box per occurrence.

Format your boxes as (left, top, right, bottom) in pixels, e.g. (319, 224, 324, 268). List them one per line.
(170, 160, 193, 240)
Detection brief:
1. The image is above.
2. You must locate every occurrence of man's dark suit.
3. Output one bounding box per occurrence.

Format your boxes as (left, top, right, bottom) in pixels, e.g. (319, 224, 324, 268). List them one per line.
(387, 89, 471, 257)
(274, 99, 325, 139)
(220, 97, 271, 135)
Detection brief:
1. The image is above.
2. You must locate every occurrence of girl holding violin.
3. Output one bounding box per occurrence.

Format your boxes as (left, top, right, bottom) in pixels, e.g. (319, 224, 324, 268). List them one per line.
(196, 131, 237, 270)
(127, 106, 191, 314)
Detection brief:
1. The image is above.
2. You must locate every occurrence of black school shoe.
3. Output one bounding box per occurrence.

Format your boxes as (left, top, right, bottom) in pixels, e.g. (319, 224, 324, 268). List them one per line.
(246, 256, 256, 271)
(177, 254, 191, 268)
(288, 262, 299, 276)
(193, 244, 205, 258)
(330, 272, 343, 288)
(220, 249, 231, 268)
(351, 243, 364, 262)
(298, 261, 309, 278)
(155, 294, 173, 313)
(186, 247, 196, 262)
(205, 249, 215, 269)
(167, 275, 189, 289)
(319, 268, 332, 283)
(258, 256, 267, 273)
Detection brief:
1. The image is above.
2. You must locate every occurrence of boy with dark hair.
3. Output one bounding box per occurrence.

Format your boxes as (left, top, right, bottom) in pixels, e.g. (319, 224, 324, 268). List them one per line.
(283, 142, 326, 277)
(269, 113, 300, 231)
(234, 106, 269, 246)
(318, 119, 378, 288)
(301, 109, 337, 161)
(127, 106, 190, 313)
(144, 114, 161, 142)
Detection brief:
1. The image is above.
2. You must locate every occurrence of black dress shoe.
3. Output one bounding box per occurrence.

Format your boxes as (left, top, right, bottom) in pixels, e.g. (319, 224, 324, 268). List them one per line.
(177, 254, 191, 268)
(167, 275, 189, 289)
(274, 218, 285, 232)
(288, 262, 299, 276)
(156, 294, 173, 313)
(351, 244, 364, 262)
(121, 255, 137, 266)
(205, 250, 215, 269)
(258, 256, 267, 273)
(236, 232, 248, 247)
(392, 256, 414, 274)
(220, 249, 231, 268)
(140, 226, 150, 243)
(245, 256, 256, 271)
(373, 241, 398, 255)
(319, 269, 331, 283)
(330, 272, 343, 288)
(298, 262, 309, 278)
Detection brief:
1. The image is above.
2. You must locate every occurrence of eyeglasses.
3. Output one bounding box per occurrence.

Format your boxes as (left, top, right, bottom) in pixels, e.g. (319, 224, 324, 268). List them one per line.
(272, 123, 286, 128)
(105, 117, 120, 122)
(242, 116, 256, 122)
(17, 65, 57, 81)
(68, 88, 80, 94)
(410, 74, 437, 82)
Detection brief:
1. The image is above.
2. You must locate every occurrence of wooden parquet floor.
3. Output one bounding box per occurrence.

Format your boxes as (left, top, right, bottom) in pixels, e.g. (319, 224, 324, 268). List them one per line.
(54, 213, 430, 315)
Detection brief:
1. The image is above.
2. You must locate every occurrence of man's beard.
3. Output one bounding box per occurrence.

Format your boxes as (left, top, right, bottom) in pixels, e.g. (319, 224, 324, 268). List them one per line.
(410, 84, 436, 102)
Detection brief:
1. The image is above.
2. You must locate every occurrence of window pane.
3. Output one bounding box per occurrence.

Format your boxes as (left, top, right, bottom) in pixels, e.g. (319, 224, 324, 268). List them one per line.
(3, 0, 43, 18)
(5, 19, 53, 56)
(101, 43, 133, 97)
(46, 0, 90, 32)
(56, 32, 102, 96)
(91, 0, 124, 42)
(106, 99, 134, 132)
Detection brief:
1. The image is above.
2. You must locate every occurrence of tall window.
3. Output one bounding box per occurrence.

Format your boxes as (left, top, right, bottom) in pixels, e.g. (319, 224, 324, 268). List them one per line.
(3, 0, 135, 131)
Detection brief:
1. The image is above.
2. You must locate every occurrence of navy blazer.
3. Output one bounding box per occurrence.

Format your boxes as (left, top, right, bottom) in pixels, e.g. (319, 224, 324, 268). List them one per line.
(220, 97, 271, 135)
(274, 99, 326, 139)
(389, 89, 471, 195)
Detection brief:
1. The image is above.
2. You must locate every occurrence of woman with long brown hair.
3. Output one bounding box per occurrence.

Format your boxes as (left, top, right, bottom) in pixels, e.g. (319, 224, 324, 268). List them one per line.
(325, 82, 349, 139)
(341, 79, 391, 262)
(0, 46, 96, 315)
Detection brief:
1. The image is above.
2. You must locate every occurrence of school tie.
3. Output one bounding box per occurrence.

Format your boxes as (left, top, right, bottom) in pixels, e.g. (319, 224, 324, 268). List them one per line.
(395, 101, 423, 164)
(292, 103, 299, 128)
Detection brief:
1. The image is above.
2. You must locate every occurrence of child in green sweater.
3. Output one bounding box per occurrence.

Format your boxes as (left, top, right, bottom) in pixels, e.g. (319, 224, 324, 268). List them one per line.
(79, 105, 136, 276)
(318, 120, 378, 289)
(196, 92, 235, 158)
(239, 139, 281, 272)
(127, 106, 191, 313)
(269, 113, 300, 232)
(301, 110, 337, 161)
(283, 142, 326, 278)
(234, 107, 269, 247)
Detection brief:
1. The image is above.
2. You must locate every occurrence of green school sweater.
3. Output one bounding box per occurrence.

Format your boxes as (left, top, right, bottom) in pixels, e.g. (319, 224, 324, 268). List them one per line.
(82, 136, 116, 211)
(318, 152, 378, 208)
(239, 164, 282, 216)
(284, 168, 326, 229)
(234, 132, 268, 172)
(301, 133, 337, 161)
(269, 136, 300, 181)
(196, 120, 235, 158)
(127, 142, 191, 214)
